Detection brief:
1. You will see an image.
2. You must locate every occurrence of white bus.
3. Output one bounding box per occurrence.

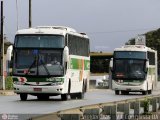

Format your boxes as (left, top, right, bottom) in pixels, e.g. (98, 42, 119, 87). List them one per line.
(110, 45, 157, 95)
(7, 26, 90, 101)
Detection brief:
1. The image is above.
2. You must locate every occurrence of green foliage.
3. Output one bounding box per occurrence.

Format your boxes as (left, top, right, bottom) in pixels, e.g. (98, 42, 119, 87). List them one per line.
(143, 98, 150, 114)
(142, 98, 152, 115)
(125, 38, 135, 45)
(145, 29, 160, 50)
(5, 76, 13, 90)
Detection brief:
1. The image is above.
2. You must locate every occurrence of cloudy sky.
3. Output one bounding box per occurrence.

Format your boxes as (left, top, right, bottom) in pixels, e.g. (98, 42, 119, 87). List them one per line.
(4, 0, 160, 52)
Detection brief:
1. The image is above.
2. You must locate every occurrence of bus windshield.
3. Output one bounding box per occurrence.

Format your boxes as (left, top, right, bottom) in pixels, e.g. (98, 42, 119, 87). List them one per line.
(13, 49, 64, 76)
(15, 35, 65, 48)
(113, 59, 146, 80)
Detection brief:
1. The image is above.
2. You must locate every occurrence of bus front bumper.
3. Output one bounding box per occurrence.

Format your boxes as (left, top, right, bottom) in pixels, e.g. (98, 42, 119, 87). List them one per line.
(112, 81, 147, 92)
(13, 84, 65, 95)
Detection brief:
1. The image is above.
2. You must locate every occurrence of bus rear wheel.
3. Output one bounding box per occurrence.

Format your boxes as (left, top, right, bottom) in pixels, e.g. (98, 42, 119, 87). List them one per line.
(20, 93, 28, 101)
(70, 94, 77, 99)
(76, 84, 85, 99)
(77, 92, 84, 99)
(61, 94, 69, 101)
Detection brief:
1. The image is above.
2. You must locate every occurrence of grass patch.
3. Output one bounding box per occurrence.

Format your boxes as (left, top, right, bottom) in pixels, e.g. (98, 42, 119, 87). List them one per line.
(5, 76, 13, 90)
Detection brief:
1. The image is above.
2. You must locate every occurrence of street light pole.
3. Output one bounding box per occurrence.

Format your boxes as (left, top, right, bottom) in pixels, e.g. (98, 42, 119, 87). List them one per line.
(29, 0, 32, 28)
(0, 1, 4, 90)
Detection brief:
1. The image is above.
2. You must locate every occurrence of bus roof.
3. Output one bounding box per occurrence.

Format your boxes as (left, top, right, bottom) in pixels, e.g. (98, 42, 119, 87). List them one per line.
(16, 26, 89, 38)
(90, 52, 113, 56)
(114, 45, 156, 53)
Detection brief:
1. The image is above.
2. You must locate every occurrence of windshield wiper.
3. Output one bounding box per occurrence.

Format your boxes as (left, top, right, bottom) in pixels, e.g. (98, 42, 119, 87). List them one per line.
(25, 57, 37, 75)
(25, 55, 51, 76)
(39, 59, 51, 76)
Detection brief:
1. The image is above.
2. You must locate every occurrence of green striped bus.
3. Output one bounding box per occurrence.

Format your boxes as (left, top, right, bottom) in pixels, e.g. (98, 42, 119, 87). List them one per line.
(10, 26, 90, 101)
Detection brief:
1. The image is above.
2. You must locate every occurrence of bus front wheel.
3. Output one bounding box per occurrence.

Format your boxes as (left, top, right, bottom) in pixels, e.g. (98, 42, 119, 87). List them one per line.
(70, 94, 77, 99)
(142, 83, 148, 95)
(121, 91, 129, 95)
(61, 94, 69, 101)
(20, 93, 28, 101)
(148, 85, 153, 94)
(61, 80, 70, 101)
(142, 91, 148, 95)
(115, 90, 119, 95)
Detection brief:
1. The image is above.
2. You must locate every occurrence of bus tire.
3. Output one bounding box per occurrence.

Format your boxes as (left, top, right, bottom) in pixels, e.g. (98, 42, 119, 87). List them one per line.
(61, 94, 68, 101)
(148, 90, 152, 94)
(77, 84, 85, 99)
(61, 81, 70, 101)
(68, 80, 71, 94)
(84, 79, 87, 93)
(70, 94, 77, 99)
(115, 90, 119, 95)
(148, 85, 153, 94)
(121, 91, 129, 95)
(142, 91, 148, 95)
(20, 93, 28, 101)
(77, 92, 84, 99)
(143, 83, 149, 95)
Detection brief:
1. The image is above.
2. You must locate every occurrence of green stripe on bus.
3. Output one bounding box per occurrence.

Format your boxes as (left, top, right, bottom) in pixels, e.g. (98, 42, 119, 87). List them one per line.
(70, 58, 79, 69)
(70, 58, 90, 70)
(84, 60, 90, 70)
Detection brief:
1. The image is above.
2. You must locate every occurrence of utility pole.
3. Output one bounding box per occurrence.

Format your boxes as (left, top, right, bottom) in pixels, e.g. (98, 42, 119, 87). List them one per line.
(0, 1, 4, 90)
(16, 0, 19, 30)
(29, 0, 32, 28)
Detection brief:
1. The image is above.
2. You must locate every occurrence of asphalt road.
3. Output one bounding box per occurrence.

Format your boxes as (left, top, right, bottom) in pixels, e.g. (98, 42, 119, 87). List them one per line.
(0, 88, 160, 115)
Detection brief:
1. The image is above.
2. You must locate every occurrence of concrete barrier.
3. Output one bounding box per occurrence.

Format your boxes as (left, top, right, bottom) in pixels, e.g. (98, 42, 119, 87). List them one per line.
(31, 94, 160, 120)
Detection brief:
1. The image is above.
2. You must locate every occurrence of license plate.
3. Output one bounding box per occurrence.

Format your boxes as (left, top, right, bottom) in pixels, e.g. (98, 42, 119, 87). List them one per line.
(34, 88, 42, 91)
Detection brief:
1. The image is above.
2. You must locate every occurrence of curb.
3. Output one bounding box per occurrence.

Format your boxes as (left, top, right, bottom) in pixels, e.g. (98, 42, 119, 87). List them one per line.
(0, 90, 16, 96)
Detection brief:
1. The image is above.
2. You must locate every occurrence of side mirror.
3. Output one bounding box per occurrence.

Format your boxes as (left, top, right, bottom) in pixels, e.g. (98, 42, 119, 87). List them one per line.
(64, 46, 69, 62)
(6, 45, 13, 75)
(145, 60, 149, 73)
(109, 58, 113, 72)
